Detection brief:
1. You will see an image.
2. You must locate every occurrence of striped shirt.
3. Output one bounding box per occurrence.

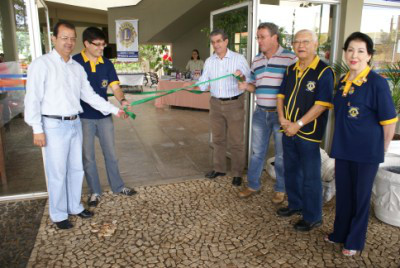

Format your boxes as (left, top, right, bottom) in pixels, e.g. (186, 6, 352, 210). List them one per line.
(198, 49, 250, 98)
(250, 46, 296, 109)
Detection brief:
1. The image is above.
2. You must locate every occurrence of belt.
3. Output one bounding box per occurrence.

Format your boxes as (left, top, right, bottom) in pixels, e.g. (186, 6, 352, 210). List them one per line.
(257, 105, 276, 112)
(43, 115, 78, 120)
(216, 93, 243, 101)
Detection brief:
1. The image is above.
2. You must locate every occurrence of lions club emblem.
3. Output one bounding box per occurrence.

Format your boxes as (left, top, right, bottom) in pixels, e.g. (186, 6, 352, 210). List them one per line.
(348, 87, 355, 95)
(101, 80, 108, 88)
(118, 22, 137, 48)
(348, 106, 359, 119)
(306, 81, 316, 92)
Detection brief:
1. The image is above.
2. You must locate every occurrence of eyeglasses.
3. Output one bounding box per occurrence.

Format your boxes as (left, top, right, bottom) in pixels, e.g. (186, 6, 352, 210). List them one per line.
(255, 35, 271, 41)
(58, 36, 77, 42)
(292, 40, 311, 46)
(90, 42, 107, 48)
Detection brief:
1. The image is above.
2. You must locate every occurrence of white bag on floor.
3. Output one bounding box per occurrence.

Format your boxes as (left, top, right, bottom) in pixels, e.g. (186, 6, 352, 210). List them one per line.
(264, 148, 336, 202)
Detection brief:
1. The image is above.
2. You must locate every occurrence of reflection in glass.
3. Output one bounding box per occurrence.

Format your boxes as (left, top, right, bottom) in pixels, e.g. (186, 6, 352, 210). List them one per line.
(258, 2, 334, 63)
(213, 6, 248, 56)
(362, 6, 400, 70)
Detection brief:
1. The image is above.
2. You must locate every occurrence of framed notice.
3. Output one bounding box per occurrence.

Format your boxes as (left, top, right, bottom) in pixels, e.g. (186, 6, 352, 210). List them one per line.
(116, 19, 139, 62)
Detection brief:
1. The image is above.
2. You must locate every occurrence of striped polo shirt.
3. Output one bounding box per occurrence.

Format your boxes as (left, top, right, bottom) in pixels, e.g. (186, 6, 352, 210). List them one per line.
(250, 46, 297, 109)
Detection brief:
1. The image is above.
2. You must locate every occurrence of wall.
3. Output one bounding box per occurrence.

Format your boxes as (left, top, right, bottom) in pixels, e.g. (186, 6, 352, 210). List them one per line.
(171, 19, 209, 72)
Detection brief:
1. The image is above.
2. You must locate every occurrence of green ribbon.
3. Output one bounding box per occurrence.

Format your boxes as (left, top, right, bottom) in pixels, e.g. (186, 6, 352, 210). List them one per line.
(113, 73, 243, 119)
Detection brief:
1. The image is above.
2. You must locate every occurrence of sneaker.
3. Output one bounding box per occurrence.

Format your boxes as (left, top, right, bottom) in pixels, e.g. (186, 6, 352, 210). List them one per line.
(272, 192, 285, 204)
(88, 194, 100, 207)
(238, 187, 259, 198)
(119, 187, 137, 196)
(342, 249, 357, 256)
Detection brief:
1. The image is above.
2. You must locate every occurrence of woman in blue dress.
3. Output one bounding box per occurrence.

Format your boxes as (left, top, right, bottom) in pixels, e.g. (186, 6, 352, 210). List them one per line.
(327, 32, 398, 256)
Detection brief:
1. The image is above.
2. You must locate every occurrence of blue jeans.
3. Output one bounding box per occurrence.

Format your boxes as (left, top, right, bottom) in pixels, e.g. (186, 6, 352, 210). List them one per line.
(81, 117, 125, 195)
(43, 116, 85, 222)
(282, 135, 322, 223)
(247, 107, 284, 192)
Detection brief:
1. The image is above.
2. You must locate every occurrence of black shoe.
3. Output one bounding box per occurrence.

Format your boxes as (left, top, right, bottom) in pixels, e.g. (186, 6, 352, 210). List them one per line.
(294, 219, 322, 232)
(76, 209, 94, 219)
(277, 207, 302, 217)
(232, 177, 242, 186)
(88, 194, 100, 207)
(119, 187, 137, 196)
(205, 170, 226, 179)
(55, 219, 73, 229)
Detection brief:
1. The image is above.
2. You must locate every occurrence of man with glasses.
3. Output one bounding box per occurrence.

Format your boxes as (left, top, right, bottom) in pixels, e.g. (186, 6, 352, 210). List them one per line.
(197, 29, 250, 186)
(73, 27, 137, 208)
(276, 29, 334, 231)
(24, 22, 126, 229)
(237, 22, 296, 202)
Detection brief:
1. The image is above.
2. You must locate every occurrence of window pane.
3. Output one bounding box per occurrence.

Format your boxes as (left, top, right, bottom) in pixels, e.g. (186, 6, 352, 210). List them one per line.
(361, 6, 400, 69)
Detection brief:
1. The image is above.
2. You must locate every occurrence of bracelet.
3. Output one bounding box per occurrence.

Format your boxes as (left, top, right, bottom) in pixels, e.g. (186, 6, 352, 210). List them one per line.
(297, 120, 304, 127)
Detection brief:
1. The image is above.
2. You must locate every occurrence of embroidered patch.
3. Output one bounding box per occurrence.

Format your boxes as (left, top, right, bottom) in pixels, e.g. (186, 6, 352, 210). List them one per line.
(348, 106, 359, 119)
(348, 87, 355, 95)
(306, 81, 316, 92)
(102, 80, 108, 88)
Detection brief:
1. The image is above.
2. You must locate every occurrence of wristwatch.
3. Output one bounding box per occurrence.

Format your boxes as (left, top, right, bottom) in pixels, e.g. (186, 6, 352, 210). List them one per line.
(296, 120, 304, 127)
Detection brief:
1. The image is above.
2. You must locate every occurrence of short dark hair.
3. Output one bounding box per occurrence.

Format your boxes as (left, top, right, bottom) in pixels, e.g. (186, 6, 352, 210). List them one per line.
(258, 22, 280, 42)
(53, 21, 75, 37)
(343, 32, 375, 56)
(191, 49, 200, 60)
(210, 29, 228, 41)
(82, 27, 106, 45)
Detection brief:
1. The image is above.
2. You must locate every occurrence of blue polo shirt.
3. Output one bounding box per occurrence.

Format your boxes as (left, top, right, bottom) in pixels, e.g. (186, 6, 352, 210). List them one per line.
(73, 51, 120, 119)
(330, 67, 398, 163)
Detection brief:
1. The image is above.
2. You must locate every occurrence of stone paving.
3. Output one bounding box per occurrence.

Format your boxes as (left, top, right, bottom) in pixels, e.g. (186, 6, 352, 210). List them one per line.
(0, 198, 46, 268)
(27, 175, 399, 268)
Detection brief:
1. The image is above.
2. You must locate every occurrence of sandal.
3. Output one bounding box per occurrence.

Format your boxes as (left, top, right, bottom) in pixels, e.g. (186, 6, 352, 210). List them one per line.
(342, 248, 357, 256)
(324, 235, 335, 244)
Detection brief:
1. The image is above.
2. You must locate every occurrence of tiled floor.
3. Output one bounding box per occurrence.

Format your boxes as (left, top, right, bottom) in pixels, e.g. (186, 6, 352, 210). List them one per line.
(0, 87, 214, 197)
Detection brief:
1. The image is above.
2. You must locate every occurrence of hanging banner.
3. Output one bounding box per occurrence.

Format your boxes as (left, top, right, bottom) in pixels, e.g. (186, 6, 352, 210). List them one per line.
(116, 19, 139, 62)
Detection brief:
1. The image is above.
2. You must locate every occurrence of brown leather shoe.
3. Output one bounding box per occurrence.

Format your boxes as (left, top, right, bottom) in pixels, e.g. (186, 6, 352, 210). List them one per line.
(238, 187, 259, 198)
(272, 192, 285, 204)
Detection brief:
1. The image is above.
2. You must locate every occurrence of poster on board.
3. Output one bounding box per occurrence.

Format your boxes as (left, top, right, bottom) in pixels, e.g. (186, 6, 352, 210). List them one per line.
(116, 19, 138, 62)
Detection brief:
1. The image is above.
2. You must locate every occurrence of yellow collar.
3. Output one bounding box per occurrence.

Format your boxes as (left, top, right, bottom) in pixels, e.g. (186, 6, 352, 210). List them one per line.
(341, 66, 371, 97)
(81, 50, 104, 64)
(293, 55, 320, 72)
(81, 50, 104, 72)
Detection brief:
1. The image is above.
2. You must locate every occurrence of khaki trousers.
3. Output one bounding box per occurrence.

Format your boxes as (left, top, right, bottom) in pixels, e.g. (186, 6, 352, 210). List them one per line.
(209, 94, 245, 177)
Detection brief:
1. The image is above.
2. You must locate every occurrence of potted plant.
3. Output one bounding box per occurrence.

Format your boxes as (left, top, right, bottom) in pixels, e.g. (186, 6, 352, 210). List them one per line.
(381, 62, 400, 138)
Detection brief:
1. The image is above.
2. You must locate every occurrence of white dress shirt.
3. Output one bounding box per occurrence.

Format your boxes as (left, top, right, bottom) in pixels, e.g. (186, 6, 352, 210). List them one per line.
(198, 49, 250, 98)
(24, 50, 119, 134)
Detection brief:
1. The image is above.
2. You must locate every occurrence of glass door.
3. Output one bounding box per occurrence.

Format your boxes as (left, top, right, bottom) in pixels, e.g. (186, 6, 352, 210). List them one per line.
(251, 0, 340, 153)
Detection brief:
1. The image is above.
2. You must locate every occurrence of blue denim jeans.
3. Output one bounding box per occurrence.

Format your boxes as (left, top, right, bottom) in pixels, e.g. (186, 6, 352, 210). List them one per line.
(247, 106, 284, 192)
(282, 135, 322, 223)
(43, 116, 85, 222)
(81, 117, 125, 195)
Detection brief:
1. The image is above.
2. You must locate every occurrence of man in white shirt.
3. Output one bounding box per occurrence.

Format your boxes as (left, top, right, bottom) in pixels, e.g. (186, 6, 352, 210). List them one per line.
(197, 29, 250, 186)
(24, 22, 125, 230)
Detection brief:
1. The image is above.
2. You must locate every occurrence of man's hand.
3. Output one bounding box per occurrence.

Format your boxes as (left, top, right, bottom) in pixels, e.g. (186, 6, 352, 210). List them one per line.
(279, 117, 290, 130)
(33, 133, 46, 147)
(284, 121, 301, 137)
(120, 100, 129, 108)
(116, 109, 128, 119)
(234, 70, 245, 81)
(238, 81, 248, 91)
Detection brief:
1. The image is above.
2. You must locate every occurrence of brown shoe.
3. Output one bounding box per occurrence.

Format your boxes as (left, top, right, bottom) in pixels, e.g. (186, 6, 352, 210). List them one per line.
(272, 192, 285, 204)
(238, 187, 259, 198)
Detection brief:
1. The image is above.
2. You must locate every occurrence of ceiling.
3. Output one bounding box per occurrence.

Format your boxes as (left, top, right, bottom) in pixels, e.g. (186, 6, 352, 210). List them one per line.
(45, 0, 142, 11)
